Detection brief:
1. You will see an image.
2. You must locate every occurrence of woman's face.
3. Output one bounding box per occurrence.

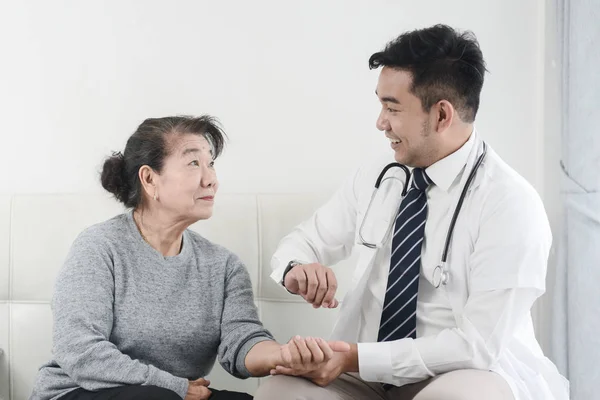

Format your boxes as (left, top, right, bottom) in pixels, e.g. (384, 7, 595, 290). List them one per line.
(153, 133, 218, 223)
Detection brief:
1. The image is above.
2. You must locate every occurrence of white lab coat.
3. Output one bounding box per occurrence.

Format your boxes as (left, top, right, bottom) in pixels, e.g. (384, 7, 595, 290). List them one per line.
(271, 134, 569, 400)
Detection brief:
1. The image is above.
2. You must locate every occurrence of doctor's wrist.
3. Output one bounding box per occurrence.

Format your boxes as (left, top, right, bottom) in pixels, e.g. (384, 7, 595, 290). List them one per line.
(281, 260, 303, 290)
(342, 343, 359, 373)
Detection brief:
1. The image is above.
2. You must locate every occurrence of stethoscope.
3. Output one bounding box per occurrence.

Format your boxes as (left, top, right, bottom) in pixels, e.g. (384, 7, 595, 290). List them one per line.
(358, 142, 488, 288)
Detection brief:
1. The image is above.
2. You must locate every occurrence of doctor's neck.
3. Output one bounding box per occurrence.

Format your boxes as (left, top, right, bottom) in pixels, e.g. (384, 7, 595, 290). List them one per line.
(421, 122, 474, 168)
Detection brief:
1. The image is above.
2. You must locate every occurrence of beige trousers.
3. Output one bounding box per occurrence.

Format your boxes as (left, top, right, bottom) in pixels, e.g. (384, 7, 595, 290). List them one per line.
(254, 370, 514, 400)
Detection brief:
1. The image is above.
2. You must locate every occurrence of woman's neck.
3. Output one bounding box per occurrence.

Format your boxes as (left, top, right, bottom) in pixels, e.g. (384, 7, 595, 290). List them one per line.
(133, 207, 187, 257)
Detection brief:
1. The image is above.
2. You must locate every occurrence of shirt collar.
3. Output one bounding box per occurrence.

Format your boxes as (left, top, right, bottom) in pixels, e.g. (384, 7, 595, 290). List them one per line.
(425, 130, 477, 193)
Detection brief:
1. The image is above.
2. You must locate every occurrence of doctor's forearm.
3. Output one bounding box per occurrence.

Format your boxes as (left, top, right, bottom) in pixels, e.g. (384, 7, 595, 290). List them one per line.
(414, 289, 537, 374)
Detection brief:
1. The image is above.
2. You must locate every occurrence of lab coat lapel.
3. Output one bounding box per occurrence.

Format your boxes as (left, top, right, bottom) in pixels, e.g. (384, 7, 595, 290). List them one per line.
(444, 133, 485, 317)
(354, 166, 406, 282)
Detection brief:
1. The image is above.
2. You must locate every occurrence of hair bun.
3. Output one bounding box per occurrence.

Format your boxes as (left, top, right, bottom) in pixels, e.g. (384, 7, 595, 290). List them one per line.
(101, 151, 130, 204)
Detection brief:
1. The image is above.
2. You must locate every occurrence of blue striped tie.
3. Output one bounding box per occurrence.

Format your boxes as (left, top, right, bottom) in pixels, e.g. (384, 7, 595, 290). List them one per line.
(378, 168, 432, 343)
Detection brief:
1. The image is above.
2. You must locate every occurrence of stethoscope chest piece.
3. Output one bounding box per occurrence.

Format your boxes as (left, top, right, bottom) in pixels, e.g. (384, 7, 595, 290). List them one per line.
(432, 263, 449, 288)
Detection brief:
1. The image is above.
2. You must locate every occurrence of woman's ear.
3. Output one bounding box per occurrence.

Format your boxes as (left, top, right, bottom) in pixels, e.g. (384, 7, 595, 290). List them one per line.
(138, 165, 157, 199)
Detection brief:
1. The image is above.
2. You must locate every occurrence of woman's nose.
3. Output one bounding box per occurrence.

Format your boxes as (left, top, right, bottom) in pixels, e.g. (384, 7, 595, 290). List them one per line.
(201, 169, 217, 188)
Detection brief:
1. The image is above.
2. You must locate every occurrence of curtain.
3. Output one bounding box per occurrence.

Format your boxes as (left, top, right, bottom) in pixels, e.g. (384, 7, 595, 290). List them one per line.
(551, 1, 600, 399)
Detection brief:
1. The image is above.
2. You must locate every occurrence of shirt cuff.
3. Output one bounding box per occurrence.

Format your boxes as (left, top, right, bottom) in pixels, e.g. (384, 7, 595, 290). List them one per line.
(357, 342, 393, 383)
(270, 264, 288, 289)
(235, 336, 275, 378)
(270, 261, 304, 294)
(146, 365, 189, 399)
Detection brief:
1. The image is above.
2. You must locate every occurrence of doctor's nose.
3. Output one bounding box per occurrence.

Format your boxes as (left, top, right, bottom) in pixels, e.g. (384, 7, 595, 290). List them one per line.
(376, 111, 390, 131)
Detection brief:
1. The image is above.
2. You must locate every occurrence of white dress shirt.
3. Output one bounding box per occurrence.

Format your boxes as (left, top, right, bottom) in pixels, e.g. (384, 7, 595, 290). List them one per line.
(359, 132, 476, 344)
(271, 131, 569, 400)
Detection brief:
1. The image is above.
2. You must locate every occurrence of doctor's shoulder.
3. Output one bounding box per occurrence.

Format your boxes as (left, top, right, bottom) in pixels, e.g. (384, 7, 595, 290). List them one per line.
(473, 148, 550, 232)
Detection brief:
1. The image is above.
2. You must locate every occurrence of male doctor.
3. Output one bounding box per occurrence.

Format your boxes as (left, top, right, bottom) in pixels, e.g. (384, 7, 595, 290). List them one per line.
(254, 25, 569, 400)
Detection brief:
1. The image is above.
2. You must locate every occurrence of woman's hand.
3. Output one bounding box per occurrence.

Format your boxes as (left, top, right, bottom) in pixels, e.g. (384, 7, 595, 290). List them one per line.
(184, 377, 211, 400)
(272, 336, 350, 377)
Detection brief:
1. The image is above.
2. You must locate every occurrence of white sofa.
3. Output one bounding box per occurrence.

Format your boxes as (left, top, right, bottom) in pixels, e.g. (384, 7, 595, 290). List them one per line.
(0, 193, 357, 400)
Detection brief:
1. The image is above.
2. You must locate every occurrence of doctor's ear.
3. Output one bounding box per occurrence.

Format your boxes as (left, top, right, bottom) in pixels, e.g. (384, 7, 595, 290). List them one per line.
(435, 100, 454, 132)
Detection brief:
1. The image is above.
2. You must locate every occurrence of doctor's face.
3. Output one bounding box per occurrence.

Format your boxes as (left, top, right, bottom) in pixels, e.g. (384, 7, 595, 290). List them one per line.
(375, 67, 439, 168)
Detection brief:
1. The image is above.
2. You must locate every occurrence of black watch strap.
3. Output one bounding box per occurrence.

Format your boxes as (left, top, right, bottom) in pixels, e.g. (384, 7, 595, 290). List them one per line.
(281, 260, 302, 288)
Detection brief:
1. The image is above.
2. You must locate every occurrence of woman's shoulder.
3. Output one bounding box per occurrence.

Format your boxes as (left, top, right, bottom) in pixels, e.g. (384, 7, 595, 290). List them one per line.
(58, 214, 131, 276)
(73, 213, 131, 249)
(184, 229, 241, 266)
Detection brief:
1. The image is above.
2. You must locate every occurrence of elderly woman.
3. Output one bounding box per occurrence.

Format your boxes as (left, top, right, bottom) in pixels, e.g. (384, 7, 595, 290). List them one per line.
(30, 116, 348, 400)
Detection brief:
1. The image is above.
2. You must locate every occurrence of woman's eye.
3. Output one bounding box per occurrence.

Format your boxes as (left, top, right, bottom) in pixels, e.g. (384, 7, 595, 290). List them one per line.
(190, 160, 199, 166)
(209, 161, 215, 168)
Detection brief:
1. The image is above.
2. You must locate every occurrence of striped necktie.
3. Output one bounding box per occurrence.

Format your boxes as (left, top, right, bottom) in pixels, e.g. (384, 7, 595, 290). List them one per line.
(378, 168, 432, 343)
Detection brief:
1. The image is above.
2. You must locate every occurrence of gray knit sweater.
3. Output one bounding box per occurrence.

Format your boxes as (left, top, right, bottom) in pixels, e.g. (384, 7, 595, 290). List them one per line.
(30, 211, 273, 400)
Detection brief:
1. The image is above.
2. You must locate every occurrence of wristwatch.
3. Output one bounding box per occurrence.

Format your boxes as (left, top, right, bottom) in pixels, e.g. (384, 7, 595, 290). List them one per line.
(281, 260, 303, 289)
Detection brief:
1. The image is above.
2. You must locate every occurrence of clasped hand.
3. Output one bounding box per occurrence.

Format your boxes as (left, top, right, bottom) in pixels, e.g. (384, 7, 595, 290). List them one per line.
(184, 377, 211, 400)
(272, 336, 350, 386)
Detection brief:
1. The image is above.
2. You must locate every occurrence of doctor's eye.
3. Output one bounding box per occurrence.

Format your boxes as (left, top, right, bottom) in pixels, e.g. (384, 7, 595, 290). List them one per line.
(387, 107, 399, 113)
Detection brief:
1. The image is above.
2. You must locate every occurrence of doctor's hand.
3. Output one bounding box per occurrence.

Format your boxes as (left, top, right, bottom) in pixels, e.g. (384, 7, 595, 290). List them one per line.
(284, 263, 339, 308)
(271, 341, 355, 387)
(271, 336, 350, 380)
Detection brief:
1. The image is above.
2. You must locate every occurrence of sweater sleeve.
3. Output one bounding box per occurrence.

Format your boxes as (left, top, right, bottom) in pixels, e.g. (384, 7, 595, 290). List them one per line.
(51, 231, 189, 398)
(217, 254, 274, 378)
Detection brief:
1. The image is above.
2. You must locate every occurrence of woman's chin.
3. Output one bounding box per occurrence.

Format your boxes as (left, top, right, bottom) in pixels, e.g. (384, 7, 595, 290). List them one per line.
(191, 205, 214, 221)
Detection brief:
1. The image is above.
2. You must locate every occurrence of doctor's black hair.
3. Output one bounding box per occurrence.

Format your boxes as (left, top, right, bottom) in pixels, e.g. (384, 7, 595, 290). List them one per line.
(101, 115, 226, 208)
(369, 24, 487, 123)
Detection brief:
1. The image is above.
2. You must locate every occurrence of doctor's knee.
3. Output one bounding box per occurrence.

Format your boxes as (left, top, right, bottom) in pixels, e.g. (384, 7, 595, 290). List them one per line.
(254, 375, 322, 400)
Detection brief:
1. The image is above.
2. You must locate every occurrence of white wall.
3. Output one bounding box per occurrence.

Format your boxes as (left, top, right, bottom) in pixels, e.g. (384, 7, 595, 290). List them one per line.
(0, 0, 557, 350)
(0, 0, 546, 198)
